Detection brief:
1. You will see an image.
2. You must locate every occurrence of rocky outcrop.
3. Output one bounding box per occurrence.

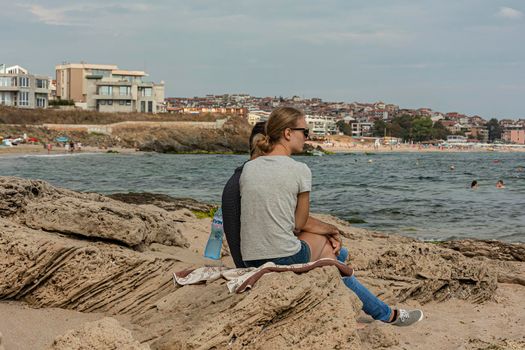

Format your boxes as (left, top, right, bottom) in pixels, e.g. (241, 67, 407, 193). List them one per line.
(49, 317, 149, 350)
(441, 239, 525, 262)
(108, 192, 216, 213)
(0, 214, 363, 348)
(1, 177, 520, 349)
(0, 177, 189, 248)
(0, 218, 181, 313)
(364, 243, 497, 303)
(117, 117, 252, 154)
(142, 267, 363, 350)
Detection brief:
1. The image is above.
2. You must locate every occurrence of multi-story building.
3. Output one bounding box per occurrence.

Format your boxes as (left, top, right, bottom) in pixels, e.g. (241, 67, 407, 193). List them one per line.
(446, 135, 468, 143)
(247, 110, 270, 125)
(502, 128, 525, 144)
(55, 63, 165, 113)
(466, 126, 488, 142)
(351, 122, 373, 137)
(305, 115, 337, 136)
(0, 64, 51, 109)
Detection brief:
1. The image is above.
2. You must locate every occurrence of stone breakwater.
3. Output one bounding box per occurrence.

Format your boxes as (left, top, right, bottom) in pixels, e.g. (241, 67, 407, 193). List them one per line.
(0, 176, 524, 349)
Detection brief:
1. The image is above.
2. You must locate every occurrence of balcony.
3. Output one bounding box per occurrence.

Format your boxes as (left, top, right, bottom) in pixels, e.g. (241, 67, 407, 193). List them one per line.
(93, 93, 132, 100)
(0, 86, 20, 92)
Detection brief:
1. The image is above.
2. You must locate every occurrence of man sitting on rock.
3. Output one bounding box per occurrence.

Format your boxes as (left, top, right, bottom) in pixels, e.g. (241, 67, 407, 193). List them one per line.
(221, 120, 424, 327)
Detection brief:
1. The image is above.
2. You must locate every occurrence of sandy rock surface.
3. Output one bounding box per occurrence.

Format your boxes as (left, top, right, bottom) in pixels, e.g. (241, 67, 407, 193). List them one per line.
(0, 177, 190, 248)
(1, 177, 524, 349)
(49, 317, 149, 350)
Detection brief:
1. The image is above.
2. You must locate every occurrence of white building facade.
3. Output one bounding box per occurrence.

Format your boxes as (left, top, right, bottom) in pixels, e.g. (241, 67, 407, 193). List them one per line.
(0, 64, 51, 109)
(305, 115, 337, 136)
(56, 63, 165, 113)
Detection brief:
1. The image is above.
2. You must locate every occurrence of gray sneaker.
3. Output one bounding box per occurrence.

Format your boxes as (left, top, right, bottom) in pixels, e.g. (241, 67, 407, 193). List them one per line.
(391, 309, 424, 327)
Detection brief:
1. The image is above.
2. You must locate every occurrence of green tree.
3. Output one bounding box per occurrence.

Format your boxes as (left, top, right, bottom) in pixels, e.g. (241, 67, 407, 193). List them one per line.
(387, 122, 404, 139)
(486, 118, 502, 143)
(336, 120, 352, 136)
(390, 115, 413, 141)
(412, 117, 433, 141)
(372, 119, 387, 137)
(431, 121, 449, 140)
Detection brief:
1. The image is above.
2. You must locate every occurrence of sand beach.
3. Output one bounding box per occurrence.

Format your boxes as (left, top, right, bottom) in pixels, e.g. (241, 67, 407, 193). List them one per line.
(307, 135, 525, 154)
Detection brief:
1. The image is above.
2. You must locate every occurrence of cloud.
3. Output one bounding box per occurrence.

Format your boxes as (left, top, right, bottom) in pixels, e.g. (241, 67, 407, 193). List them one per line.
(19, 3, 152, 26)
(24, 4, 74, 26)
(497, 7, 523, 20)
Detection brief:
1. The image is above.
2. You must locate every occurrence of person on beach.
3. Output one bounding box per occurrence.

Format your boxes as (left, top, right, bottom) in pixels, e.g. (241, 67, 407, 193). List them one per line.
(496, 180, 505, 189)
(225, 107, 423, 327)
(471, 180, 478, 189)
(222, 122, 348, 269)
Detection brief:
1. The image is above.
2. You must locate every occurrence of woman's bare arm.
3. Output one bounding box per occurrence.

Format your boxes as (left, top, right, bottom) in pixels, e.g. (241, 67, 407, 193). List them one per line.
(294, 191, 310, 232)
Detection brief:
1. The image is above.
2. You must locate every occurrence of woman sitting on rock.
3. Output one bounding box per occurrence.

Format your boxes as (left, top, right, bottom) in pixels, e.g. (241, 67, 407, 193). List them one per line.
(239, 106, 423, 327)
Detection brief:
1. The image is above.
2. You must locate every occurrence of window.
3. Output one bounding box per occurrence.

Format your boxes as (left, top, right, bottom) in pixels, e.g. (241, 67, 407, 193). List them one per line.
(99, 86, 113, 95)
(119, 100, 125, 105)
(126, 100, 131, 106)
(99, 100, 106, 105)
(114, 75, 135, 83)
(19, 76, 29, 87)
(91, 69, 111, 77)
(141, 101, 145, 112)
(0, 92, 13, 105)
(18, 91, 29, 106)
(0, 77, 11, 87)
(36, 79, 48, 89)
(36, 96, 46, 108)
(148, 101, 153, 113)
(119, 86, 130, 96)
(108, 100, 113, 105)
(141, 87, 152, 97)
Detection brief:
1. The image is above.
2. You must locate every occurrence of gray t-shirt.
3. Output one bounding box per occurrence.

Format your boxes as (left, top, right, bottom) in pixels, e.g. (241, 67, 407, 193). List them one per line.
(240, 156, 312, 261)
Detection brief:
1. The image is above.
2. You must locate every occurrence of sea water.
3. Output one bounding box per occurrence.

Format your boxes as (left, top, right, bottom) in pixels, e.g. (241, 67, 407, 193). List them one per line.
(1, 151, 524, 242)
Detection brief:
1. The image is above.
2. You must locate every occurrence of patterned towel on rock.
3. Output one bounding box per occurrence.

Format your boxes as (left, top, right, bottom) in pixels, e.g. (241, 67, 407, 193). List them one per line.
(173, 258, 353, 293)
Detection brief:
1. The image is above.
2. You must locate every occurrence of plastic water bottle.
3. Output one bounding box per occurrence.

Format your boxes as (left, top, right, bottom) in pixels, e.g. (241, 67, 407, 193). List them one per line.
(204, 208, 223, 260)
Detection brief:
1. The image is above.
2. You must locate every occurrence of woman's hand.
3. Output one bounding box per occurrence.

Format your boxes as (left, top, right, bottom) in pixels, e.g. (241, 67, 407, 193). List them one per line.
(327, 224, 341, 236)
(328, 233, 342, 255)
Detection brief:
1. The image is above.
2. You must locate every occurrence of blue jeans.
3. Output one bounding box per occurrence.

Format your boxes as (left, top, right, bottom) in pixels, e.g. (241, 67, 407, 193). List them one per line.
(243, 241, 392, 322)
(243, 240, 311, 267)
(342, 275, 392, 322)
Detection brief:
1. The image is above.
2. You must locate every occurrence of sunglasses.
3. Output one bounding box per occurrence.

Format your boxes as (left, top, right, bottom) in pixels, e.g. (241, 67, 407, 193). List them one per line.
(290, 127, 310, 138)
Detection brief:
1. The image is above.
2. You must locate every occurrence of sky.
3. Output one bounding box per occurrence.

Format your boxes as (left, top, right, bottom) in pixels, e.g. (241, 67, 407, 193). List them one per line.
(1, 1, 524, 119)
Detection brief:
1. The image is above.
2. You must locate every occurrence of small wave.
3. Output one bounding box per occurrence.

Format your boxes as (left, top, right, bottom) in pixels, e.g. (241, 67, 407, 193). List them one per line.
(21, 152, 101, 158)
(346, 217, 367, 224)
(417, 176, 438, 180)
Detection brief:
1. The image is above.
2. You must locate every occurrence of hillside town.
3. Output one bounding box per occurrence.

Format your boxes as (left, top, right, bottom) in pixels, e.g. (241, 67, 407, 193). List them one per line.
(1, 62, 525, 145)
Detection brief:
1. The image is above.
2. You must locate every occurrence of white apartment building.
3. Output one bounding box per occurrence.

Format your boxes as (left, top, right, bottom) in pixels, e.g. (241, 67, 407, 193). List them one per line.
(305, 115, 337, 136)
(247, 110, 270, 125)
(351, 122, 373, 137)
(56, 63, 165, 113)
(0, 64, 51, 109)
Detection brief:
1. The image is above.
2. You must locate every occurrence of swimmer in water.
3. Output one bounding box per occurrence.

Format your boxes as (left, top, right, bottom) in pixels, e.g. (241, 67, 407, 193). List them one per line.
(450, 165, 455, 170)
(496, 180, 505, 189)
(471, 180, 479, 189)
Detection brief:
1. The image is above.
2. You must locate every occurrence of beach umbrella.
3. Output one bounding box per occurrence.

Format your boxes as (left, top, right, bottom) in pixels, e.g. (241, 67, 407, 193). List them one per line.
(27, 137, 39, 143)
(55, 136, 69, 143)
